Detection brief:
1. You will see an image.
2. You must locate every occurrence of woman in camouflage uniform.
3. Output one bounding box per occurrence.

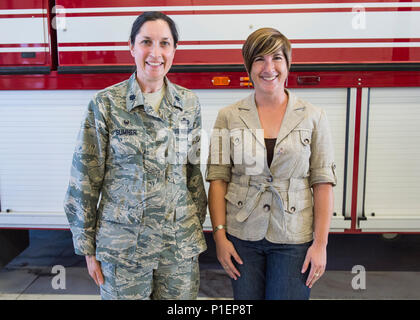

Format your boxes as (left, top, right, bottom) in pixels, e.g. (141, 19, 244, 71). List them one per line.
(64, 12, 207, 300)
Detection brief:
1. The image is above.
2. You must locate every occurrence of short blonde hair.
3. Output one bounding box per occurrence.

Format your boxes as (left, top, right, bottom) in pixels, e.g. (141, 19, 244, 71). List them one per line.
(242, 28, 292, 75)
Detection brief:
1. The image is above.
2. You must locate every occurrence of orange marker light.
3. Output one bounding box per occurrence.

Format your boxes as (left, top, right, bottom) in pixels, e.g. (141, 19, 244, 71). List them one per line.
(212, 77, 230, 86)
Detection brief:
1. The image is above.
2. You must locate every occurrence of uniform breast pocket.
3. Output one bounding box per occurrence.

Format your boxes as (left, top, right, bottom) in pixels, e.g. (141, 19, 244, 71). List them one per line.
(110, 129, 143, 157)
(106, 134, 144, 201)
(108, 153, 144, 178)
(103, 153, 144, 207)
(171, 125, 192, 165)
(109, 132, 143, 166)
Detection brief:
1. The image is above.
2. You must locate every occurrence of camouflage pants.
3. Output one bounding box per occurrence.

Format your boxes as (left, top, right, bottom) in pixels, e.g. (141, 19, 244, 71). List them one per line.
(99, 255, 200, 300)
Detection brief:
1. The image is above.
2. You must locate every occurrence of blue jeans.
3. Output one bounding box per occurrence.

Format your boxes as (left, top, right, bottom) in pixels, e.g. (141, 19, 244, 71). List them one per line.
(227, 234, 312, 300)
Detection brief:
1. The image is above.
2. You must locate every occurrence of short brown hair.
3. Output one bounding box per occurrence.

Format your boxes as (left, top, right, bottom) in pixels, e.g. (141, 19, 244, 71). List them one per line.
(242, 28, 292, 75)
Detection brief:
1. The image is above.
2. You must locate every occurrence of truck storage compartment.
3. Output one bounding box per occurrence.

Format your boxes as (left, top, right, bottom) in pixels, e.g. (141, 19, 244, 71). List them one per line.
(359, 88, 420, 231)
(0, 0, 50, 73)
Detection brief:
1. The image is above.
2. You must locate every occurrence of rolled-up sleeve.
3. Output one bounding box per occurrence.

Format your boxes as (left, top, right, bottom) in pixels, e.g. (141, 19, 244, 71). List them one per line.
(206, 109, 232, 183)
(309, 109, 337, 187)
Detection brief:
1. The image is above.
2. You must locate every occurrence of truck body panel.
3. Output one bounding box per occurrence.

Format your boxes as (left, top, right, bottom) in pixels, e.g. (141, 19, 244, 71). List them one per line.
(1, 0, 420, 233)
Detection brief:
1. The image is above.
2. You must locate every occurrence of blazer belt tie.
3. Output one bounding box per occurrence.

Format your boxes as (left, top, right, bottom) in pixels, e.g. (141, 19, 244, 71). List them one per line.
(230, 175, 309, 223)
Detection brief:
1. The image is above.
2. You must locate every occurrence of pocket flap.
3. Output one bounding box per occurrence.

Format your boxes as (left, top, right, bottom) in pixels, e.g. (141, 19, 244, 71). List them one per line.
(299, 130, 312, 146)
(230, 128, 243, 146)
(224, 183, 247, 209)
(286, 188, 313, 214)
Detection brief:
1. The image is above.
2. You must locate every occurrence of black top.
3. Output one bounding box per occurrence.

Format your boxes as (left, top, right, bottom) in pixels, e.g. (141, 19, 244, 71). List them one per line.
(264, 138, 277, 168)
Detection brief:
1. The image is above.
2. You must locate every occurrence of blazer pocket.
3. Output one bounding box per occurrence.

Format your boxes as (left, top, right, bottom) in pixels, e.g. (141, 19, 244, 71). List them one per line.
(230, 128, 243, 147)
(299, 129, 312, 148)
(287, 128, 312, 159)
(224, 182, 248, 213)
(298, 129, 312, 161)
(284, 188, 314, 237)
(230, 128, 243, 165)
(285, 188, 313, 214)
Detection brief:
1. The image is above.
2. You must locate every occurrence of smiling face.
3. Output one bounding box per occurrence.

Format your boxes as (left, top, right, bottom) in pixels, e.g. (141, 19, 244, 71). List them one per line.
(129, 19, 176, 92)
(250, 50, 289, 95)
(242, 28, 292, 96)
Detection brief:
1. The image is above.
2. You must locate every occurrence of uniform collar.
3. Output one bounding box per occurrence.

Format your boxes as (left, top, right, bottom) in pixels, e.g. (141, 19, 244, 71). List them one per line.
(164, 77, 183, 111)
(126, 73, 183, 113)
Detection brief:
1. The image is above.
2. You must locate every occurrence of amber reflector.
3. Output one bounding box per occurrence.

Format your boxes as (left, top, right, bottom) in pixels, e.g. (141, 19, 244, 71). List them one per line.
(212, 77, 231, 86)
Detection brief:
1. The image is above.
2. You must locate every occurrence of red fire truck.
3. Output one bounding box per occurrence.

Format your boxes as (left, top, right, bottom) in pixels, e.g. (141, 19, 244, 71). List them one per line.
(1, 0, 420, 263)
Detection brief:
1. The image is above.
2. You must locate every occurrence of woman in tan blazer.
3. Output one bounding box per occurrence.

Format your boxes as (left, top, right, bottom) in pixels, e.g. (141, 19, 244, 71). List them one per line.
(206, 28, 337, 300)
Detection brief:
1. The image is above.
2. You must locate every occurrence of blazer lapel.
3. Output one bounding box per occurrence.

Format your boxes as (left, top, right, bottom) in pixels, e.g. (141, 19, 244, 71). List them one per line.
(276, 90, 306, 145)
(238, 93, 265, 147)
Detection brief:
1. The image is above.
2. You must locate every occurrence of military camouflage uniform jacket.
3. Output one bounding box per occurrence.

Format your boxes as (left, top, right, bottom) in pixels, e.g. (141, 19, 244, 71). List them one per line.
(64, 73, 207, 268)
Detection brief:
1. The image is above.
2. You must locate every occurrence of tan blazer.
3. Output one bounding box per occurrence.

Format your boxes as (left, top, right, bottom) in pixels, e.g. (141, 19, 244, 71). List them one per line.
(206, 89, 337, 244)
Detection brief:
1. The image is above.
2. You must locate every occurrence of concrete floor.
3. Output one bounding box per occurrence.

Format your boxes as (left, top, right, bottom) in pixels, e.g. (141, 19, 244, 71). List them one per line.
(1, 230, 420, 300)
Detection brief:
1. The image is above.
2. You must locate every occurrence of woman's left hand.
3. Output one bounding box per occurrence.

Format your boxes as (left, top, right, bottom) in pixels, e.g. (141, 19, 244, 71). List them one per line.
(301, 242, 327, 288)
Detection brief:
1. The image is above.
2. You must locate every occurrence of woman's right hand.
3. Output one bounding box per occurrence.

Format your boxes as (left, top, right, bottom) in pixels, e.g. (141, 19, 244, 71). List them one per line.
(214, 233, 243, 280)
(85, 255, 104, 286)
